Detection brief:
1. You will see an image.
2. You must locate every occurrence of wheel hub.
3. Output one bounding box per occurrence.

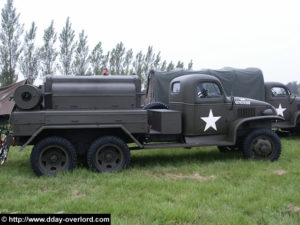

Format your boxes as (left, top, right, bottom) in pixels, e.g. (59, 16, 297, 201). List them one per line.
(253, 139, 272, 156)
(50, 154, 59, 163)
(104, 152, 114, 161)
(96, 145, 123, 172)
(39, 146, 69, 174)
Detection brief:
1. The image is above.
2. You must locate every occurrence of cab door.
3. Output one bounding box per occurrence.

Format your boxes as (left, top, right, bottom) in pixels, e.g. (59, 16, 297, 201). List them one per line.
(268, 86, 291, 121)
(193, 81, 233, 136)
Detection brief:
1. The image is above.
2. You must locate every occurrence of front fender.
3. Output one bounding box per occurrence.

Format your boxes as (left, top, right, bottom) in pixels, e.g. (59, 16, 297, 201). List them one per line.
(228, 115, 283, 144)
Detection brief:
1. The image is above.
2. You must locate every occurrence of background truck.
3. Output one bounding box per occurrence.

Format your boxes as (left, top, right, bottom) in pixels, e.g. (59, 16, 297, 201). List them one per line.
(145, 68, 300, 133)
(8, 74, 282, 176)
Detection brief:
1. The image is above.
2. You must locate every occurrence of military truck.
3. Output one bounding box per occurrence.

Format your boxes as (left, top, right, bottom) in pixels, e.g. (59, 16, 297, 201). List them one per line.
(264, 82, 300, 132)
(9, 74, 282, 176)
(145, 68, 300, 133)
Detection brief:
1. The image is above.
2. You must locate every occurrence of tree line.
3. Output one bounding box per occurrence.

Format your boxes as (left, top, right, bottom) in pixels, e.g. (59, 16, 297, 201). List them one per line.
(1, 0, 297, 92)
(0, 0, 193, 87)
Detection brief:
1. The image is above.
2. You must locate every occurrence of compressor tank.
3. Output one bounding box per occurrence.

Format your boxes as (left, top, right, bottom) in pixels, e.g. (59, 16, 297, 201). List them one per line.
(43, 75, 142, 110)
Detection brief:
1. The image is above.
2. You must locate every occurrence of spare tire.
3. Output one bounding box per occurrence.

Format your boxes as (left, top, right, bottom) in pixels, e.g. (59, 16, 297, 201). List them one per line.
(143, 102, 168, 110)
(14, 85, 42, 110)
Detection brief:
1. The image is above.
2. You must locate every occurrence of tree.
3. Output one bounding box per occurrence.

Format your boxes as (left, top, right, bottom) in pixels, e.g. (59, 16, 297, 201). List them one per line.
(122, 49, 133, 75)
(160, 60, 167, 71)
(109, 42, 125, 75)
(166, 61, 175, 72)
(143, 46, 155, 76)
(0, 0, 23, 86)
(72, 30, 89, 75)
(187, 59, 193, 70)
(40, 20, 58, 77)
(153, 52, 161, 69)
(102, 51, 110, 72)
(20, 22, 39, 84)
(89, 41, 103, 75)
(132, 51, 144, 82)
(176, 61, 184, 69)
(59, 17, 75, 75)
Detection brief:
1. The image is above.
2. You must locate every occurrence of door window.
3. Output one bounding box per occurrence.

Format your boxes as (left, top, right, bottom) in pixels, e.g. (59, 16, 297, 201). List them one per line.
(197, 82, 221, 98)
(172, 82, 181, 93)
(271, 87, 288, 97)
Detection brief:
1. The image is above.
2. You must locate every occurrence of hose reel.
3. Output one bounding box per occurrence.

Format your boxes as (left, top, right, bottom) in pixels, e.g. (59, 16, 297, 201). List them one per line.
(14, 85, 42, 110)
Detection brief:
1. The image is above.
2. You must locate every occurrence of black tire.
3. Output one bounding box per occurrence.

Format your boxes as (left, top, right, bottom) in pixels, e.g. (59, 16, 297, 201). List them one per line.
(242, 129, 281, 161)
(87, 136, 130, 173)
(143, 102, 168, 110)
(30, 136, 77, 176)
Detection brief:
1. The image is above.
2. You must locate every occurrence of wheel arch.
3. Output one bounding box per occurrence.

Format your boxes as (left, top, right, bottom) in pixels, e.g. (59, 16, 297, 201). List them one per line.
(229, 116, 283, 144)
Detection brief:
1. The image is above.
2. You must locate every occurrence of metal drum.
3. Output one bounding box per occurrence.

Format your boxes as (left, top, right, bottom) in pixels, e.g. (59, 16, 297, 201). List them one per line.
(14, 85, 42, 110)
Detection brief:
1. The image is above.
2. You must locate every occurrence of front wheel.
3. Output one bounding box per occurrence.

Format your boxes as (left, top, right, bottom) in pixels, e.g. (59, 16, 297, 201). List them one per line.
(242, 129, 281, 161)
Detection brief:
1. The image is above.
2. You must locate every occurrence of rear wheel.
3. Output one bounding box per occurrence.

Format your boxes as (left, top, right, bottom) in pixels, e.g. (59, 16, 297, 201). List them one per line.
(87, 136, 130, 173)
(30, 136, 77, 176)
(242, 129, 281, 161)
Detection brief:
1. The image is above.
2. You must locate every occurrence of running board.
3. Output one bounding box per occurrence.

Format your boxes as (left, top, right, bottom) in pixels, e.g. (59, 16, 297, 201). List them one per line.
(185, 135, 233, 146)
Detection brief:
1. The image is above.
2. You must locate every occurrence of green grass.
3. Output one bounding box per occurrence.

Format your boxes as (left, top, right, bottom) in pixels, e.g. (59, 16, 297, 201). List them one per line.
(1, 137, 300, 224)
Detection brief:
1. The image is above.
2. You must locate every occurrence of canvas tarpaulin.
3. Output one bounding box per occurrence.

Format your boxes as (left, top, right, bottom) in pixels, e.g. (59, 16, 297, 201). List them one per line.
(0, 80, 27, 124)
(145, 67, 265, 105)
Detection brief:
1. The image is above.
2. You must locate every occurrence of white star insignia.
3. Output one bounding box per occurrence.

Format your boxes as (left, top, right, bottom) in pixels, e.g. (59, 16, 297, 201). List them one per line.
(276, 104, 286, 117)
(201, 109, 221, 131)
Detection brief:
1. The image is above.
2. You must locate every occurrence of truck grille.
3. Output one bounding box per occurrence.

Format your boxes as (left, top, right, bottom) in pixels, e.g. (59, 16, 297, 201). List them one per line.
(237, 108, 256, 118)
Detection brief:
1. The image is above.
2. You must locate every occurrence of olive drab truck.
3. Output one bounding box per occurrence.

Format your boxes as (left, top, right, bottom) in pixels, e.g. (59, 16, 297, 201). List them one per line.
(146, 68, 300, 134)
(4, 74, 282, 176)
(264, 82, 300, 133)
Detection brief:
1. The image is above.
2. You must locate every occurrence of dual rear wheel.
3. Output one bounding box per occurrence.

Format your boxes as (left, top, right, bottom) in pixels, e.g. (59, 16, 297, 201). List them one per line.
(30, 136, 130, 176)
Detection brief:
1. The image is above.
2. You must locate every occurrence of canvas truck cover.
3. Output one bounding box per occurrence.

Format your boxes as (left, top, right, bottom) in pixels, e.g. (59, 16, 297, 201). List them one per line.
(0, 80, 28, 124)
(145, 67, 265, 105)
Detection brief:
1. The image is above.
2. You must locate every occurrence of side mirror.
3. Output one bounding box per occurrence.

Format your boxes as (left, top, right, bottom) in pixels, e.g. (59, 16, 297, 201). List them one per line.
(230, 95, 234, 110)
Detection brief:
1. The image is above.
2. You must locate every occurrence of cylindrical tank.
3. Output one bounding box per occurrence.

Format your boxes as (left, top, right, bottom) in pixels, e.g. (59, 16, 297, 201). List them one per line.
(44, 75, 142, 110)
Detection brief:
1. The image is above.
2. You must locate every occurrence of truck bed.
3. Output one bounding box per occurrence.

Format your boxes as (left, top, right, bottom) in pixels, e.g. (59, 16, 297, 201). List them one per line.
(11, 110, 148, 136)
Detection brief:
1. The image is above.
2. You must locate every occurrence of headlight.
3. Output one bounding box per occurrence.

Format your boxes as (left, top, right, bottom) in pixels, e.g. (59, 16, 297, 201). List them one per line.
(262, 109, 274, 115)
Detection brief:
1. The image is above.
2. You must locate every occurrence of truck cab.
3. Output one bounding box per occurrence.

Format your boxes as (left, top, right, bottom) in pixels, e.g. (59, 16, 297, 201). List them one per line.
(158, 74, 279, 146)
(146, 74, 281, 157)
(265, 82, 300, 130)
(168, 74, 233, 136)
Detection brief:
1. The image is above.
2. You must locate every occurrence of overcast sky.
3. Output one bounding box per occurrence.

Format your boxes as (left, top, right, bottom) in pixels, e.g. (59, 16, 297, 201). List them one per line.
(1, 0, 299, 83)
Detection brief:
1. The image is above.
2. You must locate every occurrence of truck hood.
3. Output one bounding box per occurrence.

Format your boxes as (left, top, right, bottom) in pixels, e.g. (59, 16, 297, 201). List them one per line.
(234, 97, 269, 106)
(233, 97, 277, 115)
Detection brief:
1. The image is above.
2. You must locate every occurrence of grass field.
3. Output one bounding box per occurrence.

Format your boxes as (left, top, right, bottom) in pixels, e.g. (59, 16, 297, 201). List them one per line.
(1, 137, 300, 224)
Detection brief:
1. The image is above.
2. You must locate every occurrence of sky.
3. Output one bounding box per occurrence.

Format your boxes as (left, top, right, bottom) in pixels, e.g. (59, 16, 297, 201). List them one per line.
(0, 0, 299, 83)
